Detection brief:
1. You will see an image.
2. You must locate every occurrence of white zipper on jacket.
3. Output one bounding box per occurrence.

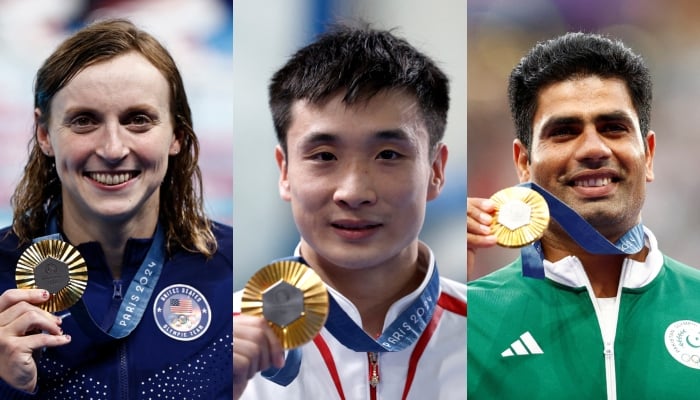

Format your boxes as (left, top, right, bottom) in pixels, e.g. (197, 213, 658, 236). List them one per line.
(574, 258, 628, 400)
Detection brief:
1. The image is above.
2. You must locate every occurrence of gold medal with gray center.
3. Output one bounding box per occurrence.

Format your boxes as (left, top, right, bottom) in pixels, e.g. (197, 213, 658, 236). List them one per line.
(16, 239, 88, 312)
(490, 186, 550, 248)
(240, 260, 328, 349)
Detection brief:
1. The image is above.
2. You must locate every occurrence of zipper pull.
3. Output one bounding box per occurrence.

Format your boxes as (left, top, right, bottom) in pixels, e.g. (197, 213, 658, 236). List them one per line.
(113, 280, 123, 300)
(368, 352, 380, 388)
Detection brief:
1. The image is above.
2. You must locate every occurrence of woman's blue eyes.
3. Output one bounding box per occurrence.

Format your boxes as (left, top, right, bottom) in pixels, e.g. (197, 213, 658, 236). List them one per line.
(129, 114, 153, 125)
(68, 113, 155, 132)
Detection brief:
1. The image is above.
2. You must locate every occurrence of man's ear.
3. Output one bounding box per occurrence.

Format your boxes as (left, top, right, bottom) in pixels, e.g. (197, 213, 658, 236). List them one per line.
(275, 145, 291, 201)
(427, 143, 448, 201)
(645, 130, 655, 183)
(513, 139, 531, 182)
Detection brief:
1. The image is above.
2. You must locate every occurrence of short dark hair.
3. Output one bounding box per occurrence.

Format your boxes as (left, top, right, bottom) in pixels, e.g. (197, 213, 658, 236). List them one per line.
(508, 31, 653, 152)
(268, 23, 450, 155)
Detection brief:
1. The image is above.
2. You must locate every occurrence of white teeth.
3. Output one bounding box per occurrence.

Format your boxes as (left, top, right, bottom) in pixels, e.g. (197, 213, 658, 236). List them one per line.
(89, 172, 132, 185)
(574, 177, 611, 187)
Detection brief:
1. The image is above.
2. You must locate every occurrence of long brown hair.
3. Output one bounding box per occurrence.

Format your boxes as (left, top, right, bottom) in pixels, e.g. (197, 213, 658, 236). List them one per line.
(12, 18, 217, 256)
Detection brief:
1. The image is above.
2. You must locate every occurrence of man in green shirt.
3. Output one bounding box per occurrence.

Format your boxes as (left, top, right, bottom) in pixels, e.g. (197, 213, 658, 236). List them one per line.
(468, 32, 700, 399)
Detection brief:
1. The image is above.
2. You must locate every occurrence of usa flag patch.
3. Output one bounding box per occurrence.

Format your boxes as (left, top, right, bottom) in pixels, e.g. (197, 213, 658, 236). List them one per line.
(154, 284, 211, 341)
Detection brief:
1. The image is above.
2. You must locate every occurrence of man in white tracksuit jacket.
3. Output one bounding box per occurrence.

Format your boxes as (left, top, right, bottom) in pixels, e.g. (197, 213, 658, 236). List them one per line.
(233, 23, 467, 400)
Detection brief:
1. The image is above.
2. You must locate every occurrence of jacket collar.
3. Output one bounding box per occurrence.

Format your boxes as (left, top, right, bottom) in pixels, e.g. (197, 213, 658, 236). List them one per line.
(544, 226, 663, 289)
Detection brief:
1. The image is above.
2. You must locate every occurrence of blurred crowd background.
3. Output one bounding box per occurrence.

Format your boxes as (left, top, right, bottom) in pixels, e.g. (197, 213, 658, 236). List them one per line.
(469, 0, 700, 279)
(0, 0, 233, 227)
(234, 0, 467, 290)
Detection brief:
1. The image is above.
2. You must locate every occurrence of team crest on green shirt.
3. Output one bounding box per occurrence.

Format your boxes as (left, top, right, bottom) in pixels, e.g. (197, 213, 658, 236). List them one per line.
(665, 320, 700, 370)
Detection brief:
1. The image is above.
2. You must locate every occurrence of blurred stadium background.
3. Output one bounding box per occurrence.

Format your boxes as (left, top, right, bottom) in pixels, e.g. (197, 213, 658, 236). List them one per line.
(469, 0, 700, 279)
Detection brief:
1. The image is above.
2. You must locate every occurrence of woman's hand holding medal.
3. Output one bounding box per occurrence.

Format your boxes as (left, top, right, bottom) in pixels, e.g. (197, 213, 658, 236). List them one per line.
(0, 288, 71, 393)
(0, 239, 86, 392)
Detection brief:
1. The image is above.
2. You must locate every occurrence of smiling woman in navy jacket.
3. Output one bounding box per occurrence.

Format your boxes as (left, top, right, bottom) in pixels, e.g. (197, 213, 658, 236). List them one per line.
(0, 19, 232, 400)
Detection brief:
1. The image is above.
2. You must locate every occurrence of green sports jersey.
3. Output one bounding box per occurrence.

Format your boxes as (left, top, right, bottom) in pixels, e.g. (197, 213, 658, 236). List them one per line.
(468, 250, 700, 399)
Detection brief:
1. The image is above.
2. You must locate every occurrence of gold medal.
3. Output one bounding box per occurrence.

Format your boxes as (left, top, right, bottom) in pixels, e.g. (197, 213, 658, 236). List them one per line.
(490, 186, 550, 248)
(16, 239, 88, 313)
(240, 260, 328, 349)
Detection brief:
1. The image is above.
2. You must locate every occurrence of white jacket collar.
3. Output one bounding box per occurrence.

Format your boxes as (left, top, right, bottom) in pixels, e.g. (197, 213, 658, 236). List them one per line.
(544, 226, 663, 289)
(294, 241, 436, 329)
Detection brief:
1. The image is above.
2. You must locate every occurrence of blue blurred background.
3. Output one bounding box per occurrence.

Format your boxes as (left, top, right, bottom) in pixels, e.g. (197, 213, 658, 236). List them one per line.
(233, 0, 467, 290)
(469, 0, 700, 279)
(0, 0, 233, 228)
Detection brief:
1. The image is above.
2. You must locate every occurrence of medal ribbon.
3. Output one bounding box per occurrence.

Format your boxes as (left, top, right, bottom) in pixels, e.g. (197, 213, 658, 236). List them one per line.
(518, 182, 645, 279)
(262, 255, 440, 385)
(324, 263, 440, 352)
(36, 217, 166, 341)
(261, 347, 302, 386)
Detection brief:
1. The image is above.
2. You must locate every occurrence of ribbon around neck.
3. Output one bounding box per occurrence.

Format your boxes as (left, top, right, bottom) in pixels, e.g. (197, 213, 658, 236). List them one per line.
(518, 182, 645, 279)
(35, 218, 166, 342)
(324, 262, 440, 353)
(262, 255, 440, 386)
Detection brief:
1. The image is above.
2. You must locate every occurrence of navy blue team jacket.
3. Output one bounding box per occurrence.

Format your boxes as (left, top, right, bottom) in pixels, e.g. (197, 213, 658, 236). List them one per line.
(0, 222, 233, 399)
